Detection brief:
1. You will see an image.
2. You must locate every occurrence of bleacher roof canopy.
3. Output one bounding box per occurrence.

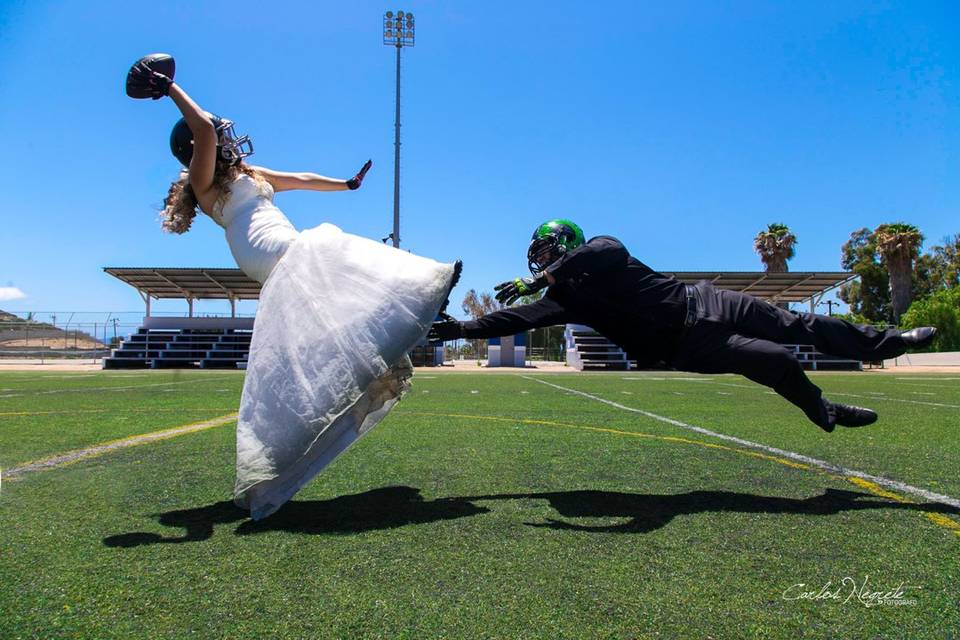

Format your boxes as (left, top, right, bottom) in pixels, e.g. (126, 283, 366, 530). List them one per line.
(104, 267, 261, 300)
(106, 267, 856, 304)
(663, 271, 856, 302)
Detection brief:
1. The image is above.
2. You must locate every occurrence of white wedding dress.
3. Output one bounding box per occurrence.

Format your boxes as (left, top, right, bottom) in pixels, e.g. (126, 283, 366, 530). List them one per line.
(209, 174, 455, 520)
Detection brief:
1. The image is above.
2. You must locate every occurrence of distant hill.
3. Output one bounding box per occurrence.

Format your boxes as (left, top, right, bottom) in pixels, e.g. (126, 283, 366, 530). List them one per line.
(0, 310, 105, 348)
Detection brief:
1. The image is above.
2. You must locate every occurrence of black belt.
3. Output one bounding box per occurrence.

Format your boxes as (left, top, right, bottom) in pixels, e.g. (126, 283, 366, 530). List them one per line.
(683, 284, 698, 329)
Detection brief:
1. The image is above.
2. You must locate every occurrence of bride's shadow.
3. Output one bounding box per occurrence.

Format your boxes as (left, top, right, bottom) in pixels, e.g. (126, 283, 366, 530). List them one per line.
(103, 486, 959, 547)
(103, 486, 485, 547)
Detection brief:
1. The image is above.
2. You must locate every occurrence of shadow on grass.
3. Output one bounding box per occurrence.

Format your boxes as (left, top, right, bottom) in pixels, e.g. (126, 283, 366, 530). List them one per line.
(104, 486, 959, 547)
(463, 487, 960, 533)
(103, 486, 488, 547)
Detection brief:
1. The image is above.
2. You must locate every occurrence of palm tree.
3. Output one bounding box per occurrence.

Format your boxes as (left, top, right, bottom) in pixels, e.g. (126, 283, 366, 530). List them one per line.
(874, 223, 923, 324)
(754, 223, 797, 309)
(753, 223, 797, 273)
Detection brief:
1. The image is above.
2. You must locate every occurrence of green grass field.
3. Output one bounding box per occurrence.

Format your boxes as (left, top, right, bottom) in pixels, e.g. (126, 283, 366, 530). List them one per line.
(1, 369, 958, 639)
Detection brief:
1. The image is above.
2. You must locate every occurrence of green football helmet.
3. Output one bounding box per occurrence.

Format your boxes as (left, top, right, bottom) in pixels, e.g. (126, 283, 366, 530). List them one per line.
(527, 219, 585, 273)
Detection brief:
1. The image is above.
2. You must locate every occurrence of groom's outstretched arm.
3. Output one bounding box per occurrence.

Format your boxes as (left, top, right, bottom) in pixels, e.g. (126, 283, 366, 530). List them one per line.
(430, 296, 572, 341)
(463, 296, 571, 339)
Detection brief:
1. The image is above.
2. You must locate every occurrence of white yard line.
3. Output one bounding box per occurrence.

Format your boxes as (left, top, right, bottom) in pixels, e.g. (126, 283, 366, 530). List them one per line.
(0, 377, 235, 399)
(25, 374, 100, 380)
(622, 376, 717, 382)
(898, 382, 960, 391)
(828, 391, 959, 410)
(643, 377, 959, 409)
(523, 376, 960, 509)
(3, 413, 238, 479)
(706, 381, 759, 390)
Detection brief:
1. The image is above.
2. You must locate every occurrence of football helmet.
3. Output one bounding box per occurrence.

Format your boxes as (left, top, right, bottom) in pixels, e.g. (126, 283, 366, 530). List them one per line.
(169, 114, 254, 167)
(527, 219, 585, 274)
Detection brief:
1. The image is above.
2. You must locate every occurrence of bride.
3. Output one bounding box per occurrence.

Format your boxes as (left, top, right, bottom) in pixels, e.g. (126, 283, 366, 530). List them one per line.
(129, 54, 460, 519)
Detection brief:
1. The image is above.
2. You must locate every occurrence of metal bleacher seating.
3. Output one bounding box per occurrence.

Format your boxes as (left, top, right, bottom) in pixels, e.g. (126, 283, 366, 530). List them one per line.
(104, 328, 252, 370)
(785, 344, 862, 371)
(565, 326, 635, 371)
(564, 326, 861, 372)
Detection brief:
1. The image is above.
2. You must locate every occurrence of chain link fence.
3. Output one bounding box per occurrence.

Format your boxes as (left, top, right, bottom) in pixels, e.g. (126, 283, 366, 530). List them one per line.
(0, 311, 249, 363)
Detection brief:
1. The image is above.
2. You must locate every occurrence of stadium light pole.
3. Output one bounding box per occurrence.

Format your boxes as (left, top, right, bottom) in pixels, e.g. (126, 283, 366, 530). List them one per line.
(383, 10, 415, 249)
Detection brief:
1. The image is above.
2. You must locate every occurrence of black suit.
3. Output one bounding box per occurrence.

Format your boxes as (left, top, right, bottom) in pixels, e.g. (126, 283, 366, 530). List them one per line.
(463, 236, 907, 428)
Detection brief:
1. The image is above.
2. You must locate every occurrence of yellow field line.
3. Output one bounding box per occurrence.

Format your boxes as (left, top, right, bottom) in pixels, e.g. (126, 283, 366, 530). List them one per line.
(398, 410, 960, 539)
(4, 413, 238, 479)
(846, 477, 960, 538)
(407, 411, 814, 471)
(0, 407, 237, 418)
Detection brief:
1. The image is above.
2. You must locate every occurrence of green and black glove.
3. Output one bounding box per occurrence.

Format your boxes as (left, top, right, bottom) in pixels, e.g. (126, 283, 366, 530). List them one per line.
(494, 273, 548, 306)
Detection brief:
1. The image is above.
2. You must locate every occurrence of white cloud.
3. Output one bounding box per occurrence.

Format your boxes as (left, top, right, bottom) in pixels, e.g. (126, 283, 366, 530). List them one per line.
(0, 287, 26, 302)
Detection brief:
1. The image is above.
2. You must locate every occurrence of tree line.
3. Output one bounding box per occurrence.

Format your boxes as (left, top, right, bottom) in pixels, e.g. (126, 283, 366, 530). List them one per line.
(755, 223, 959, 351)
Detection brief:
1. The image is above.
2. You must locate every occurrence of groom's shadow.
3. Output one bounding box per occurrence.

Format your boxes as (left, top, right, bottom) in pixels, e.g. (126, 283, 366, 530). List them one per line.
(463, 487, 960, 533)
(104, 486, 959, 547)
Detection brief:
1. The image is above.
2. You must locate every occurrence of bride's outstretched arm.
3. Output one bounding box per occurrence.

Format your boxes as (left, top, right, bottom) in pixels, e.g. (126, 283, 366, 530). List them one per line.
(252, 160, 372, 193)
(167, 83, 218, 206)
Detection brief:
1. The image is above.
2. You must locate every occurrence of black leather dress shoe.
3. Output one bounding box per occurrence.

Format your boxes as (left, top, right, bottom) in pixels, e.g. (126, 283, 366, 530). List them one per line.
(900, 326, 937, 348)
(828, 403, 878, 428)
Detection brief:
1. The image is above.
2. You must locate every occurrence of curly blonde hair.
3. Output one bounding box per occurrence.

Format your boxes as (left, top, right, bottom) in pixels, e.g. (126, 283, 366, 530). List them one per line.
(160, 162, 263, 234)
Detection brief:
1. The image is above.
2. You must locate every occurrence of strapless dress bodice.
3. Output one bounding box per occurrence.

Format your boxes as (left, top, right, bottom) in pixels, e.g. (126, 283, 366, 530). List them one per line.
(209, 174, 299, 284)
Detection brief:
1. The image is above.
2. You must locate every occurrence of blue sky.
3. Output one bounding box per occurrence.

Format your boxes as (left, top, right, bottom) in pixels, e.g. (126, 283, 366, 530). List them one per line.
(1, 0, 957, 320)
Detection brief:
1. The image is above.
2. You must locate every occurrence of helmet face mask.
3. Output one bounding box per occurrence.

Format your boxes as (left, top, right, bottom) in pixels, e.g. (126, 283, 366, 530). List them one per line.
(170, 114, 254, 168)
(527, 236, 564, 273)
(215, 119, 253, 164)
(527, 219, 585, 274)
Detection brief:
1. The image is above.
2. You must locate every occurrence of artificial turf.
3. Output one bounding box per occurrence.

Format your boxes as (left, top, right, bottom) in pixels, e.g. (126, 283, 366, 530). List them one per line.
(0, 369, 957, 639)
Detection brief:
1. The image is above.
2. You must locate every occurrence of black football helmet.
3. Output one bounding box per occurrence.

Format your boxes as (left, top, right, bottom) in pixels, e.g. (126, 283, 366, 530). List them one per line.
(169, 114, 253, 167)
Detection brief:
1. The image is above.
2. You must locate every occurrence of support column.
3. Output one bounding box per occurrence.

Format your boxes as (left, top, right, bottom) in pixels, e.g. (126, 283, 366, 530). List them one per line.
(392, 43, 402, 248)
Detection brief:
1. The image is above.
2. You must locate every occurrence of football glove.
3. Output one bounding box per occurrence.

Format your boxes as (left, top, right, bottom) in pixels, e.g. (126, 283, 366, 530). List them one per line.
(427, 313, 464, 342)
(494, 273, 548, 306)
(346, 159, 372, 190)
(126, 53, 176, 100)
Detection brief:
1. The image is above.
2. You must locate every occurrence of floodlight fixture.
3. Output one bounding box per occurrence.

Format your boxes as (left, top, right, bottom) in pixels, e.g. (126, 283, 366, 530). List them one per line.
(383, 9, 415, 47)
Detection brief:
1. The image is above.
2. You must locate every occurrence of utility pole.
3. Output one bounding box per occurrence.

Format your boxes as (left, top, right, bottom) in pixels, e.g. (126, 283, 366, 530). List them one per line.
(383, 10, 415, 248)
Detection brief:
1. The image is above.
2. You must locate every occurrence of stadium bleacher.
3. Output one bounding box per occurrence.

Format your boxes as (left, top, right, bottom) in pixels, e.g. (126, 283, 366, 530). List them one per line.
(563, 327, 862, 372)
(104, 327, 251, 369)
(565, 326, 633, 371)
(104, 267, 862, 371)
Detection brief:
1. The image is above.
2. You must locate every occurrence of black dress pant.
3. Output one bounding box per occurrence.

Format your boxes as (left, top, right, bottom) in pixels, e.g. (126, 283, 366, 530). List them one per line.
(669, 282, 907, 427)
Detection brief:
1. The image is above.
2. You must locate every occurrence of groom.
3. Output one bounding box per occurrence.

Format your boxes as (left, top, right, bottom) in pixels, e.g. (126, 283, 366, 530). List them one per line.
(430, 219, 936, 432)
